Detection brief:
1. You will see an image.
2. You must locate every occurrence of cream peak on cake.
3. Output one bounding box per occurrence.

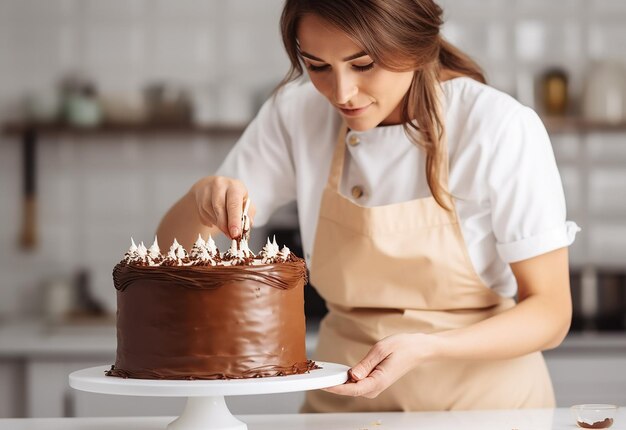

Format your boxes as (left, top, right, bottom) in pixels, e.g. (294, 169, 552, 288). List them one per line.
(259, 236, 280, 263)
(123, 238, 139, 264)
(280, 245, 291, 260)
(163, 238, 191, 266)
(206, 235, 218, 255)
(147, 237, 163, 266)
(120, 235, 295, 267)
(190, 234, 220, 266)
(137, 242, 148, 263)
(223, 237, 255, 265)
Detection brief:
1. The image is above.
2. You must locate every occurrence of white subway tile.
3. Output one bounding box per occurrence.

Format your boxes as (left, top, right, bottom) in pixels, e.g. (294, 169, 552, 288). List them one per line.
(38, 222, 77, 266)
(82, 169, 146, 221)
(552, 134, 581, 163)
(4, 0, 74, 24)
(590, 0, 626, 16)
(560, 166, 582, 213)
(84, 0, 145, 23)
(588, 23, 626, 59)
(83, 22, 144, 74)
(516, 20, 546, 61)
(141, 137, 211, 168)
(587, 134, 626, 162)
(439, 0, 507, 19)
(443, 21, 501, 66)
(218, 0, 285, 69)
(589, 169, 626, 213)
(515, 0, 583, 17)
(144, 24, 215, 84)
(153, 0, 215, 22)
(39, 173, 76, 223)
(517, 20, 584, 63)
(567, 232, 586, 267)
(149, 171, 206, 216)
(588, 223, 626, 267)
(4, 17, 67, 87)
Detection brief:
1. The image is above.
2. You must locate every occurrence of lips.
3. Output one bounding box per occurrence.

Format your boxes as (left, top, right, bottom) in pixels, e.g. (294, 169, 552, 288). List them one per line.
(338, 104, 371, 117)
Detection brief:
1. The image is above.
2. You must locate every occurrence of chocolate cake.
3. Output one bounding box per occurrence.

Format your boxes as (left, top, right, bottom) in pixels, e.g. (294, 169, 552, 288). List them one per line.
(106, 235, 317, 380)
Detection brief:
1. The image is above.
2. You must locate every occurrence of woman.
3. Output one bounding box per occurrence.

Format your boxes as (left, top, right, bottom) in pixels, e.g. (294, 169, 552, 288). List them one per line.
(157, 0, 579, 412)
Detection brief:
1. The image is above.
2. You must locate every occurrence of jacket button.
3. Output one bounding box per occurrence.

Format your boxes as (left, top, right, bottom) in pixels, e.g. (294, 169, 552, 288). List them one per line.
(351, 186, 364, 199)
(348, 135, 360, 146)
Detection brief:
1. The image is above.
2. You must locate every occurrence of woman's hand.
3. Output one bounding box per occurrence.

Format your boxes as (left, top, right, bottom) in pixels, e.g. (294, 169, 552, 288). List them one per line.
(323, 333, 439, 399)
(191, 176, 256, 239)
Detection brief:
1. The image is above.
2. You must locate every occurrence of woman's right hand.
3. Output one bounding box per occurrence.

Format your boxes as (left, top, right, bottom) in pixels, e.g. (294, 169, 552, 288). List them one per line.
(190, 176, 256, 239)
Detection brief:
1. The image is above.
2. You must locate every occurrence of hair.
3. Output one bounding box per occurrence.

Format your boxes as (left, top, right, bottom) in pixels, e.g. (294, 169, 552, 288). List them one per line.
(277, 0, 485, 210)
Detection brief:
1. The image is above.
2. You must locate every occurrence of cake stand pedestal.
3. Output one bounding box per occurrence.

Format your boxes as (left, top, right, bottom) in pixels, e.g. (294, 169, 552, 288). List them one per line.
(69, 362, 349, 430)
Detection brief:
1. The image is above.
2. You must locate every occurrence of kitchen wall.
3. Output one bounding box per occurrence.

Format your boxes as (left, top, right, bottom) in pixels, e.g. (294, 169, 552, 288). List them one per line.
(1, 0, 626, 319)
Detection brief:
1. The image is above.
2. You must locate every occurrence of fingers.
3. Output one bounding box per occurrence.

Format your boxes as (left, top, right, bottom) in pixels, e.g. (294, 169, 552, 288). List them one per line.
(193, 177, 220, 228)
(322, 369, 385, 399)
(209, 179, 230, 236)
(322, 342, 391, 400)
(350, 342, 388, 382)
(191, 176, 259, 241)
(225, 185, 247, 239)
(194, 176, 249, 238)
(323, 334, 428, 400)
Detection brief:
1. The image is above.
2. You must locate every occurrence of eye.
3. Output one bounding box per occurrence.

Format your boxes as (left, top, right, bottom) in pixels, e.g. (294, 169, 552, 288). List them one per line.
(353, 62, 375, 72)
(306, 63, 330, 72)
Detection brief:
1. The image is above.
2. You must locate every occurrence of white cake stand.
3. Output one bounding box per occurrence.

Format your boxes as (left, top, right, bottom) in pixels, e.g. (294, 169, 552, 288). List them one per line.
(69, 363, 349, 430)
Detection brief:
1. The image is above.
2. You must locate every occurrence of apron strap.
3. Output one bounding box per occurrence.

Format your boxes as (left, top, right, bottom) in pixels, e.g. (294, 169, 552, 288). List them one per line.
(327, 123, 348, 192)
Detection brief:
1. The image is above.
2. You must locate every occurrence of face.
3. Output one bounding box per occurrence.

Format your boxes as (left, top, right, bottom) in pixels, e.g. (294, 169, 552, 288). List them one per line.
(297, 14, 414, 131)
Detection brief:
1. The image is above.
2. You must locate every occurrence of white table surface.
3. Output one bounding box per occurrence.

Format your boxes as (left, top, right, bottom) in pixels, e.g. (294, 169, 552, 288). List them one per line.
(0, 408, 624, 430)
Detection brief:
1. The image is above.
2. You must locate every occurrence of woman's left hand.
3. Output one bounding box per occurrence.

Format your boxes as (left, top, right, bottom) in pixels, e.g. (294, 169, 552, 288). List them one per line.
(323, 333, 439, 399)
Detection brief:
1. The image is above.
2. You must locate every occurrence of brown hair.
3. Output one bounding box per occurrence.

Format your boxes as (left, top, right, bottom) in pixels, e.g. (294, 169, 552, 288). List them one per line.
(278, 0, 485, 209)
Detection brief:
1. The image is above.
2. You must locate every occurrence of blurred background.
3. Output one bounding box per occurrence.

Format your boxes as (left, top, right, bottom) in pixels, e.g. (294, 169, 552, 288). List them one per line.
(0, 0, 625, 419)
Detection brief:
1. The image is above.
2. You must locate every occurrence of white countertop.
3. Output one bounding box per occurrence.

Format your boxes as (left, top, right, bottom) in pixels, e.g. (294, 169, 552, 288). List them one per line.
(0, 318, 625, 358)
(0, 409, 624, 430)
(0, 319, 116, 358)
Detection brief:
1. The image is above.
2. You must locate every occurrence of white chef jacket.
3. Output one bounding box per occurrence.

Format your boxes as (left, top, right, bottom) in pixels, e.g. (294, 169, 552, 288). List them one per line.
(216, 77, 579, 298)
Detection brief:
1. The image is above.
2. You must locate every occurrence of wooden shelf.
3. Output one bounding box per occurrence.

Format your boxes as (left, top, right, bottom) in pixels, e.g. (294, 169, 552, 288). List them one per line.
(3, 117, 626, 138)
(1, 121, 248, 138)
(542, 116, 626, 134)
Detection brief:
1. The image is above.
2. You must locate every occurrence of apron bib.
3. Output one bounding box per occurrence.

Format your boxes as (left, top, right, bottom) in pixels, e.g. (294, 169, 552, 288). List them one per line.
(303, 95, 554, 412)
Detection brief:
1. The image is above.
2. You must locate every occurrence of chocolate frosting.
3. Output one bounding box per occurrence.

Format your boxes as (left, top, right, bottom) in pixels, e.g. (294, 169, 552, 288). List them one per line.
(107, 256, 317, 380)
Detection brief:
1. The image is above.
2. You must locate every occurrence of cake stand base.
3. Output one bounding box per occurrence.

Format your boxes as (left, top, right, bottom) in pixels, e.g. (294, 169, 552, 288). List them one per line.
(167, 396, 245, 430)
(69, 363, 349, 430)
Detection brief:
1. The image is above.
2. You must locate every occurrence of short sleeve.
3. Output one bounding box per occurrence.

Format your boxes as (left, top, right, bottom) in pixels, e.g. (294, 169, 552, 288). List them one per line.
(488, 106, 580, 263)
(216, 92, 297, 226)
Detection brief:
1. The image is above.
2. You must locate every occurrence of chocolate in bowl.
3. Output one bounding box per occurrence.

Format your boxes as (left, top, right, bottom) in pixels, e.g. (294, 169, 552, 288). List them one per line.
(571, 404, 618, 429)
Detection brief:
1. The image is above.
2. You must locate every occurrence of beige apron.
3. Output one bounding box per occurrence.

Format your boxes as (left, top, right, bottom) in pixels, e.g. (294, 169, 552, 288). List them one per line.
(303, 104, 555, 412)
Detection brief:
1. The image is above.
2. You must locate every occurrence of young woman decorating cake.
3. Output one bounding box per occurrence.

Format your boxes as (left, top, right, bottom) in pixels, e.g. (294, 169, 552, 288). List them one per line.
(157, 0, 580, 412)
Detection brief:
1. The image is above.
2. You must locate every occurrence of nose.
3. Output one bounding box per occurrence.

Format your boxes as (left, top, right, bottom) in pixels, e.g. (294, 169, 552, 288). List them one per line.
(333, 72, 358, 106)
